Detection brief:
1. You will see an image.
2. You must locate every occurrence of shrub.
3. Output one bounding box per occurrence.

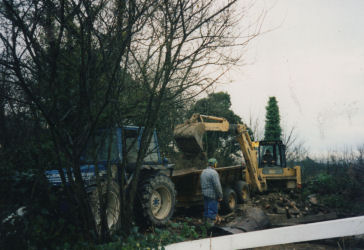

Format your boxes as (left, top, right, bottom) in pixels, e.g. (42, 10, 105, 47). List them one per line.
(94, 221, 202, 250)
(304, 172, 364, 213)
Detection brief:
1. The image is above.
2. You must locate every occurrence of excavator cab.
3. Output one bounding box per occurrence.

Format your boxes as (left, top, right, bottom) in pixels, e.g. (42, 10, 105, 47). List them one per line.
(256, 140, 301, 189)
(257, 140, 286, 168)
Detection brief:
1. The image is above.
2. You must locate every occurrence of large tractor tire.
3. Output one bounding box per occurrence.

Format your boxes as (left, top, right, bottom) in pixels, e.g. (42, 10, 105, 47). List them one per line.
(221, 187, 237, 214)
(88, 181, 121, 234)
(234, 181, 250, 203)
(138, 174, 176, 226)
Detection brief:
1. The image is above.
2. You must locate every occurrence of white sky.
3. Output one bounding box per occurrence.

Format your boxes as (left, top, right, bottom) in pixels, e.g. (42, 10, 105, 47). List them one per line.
(218, 0, 364, 154)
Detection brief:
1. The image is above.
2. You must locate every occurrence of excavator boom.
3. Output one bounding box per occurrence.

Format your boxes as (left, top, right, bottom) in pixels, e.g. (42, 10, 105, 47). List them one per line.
(174, 113, 302, 196)
(232, 124, 264, 192)
(174, 113, 264, 192)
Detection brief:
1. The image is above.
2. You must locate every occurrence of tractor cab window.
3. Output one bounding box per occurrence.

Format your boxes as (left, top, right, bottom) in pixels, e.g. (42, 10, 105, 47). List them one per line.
(84, 130, 119, 162)
(124, 129, 160, 164)
(144, 135, 160, 163)
(125, 129, 139, 164)
(259, 144, 282, 167)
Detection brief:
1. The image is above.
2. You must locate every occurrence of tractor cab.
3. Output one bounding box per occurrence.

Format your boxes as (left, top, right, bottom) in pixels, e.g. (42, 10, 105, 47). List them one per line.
(47, 127, 168, 186)
(82, 127, 165, 170)
(257, 140, 287, 174)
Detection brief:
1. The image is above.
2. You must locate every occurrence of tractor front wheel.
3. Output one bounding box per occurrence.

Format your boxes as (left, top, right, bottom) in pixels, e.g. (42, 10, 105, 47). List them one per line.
(138, 174, 176, 226)
(88, 181, 121, 234)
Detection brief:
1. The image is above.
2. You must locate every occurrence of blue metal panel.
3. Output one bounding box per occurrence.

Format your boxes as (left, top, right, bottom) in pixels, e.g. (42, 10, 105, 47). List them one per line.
(45, 164, 107, 186)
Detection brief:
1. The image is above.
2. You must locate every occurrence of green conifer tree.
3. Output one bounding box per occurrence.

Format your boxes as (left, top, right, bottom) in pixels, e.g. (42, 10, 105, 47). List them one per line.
(264, 96, 282, 140)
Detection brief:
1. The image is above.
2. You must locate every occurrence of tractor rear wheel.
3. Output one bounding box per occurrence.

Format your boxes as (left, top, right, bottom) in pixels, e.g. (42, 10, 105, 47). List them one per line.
(138, 174, 176, 226)
(221, 187, 237, 213)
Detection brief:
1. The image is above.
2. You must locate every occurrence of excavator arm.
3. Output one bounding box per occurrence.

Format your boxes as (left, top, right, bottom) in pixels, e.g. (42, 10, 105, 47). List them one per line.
(174, 114, 264, 192)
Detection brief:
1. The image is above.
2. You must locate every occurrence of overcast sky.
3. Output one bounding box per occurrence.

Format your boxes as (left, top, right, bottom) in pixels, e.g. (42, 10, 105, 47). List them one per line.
(217, 0, 364, 155)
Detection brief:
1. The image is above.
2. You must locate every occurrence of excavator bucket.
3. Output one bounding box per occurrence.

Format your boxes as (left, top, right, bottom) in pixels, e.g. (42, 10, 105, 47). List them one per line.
(174, 122, 206, 155)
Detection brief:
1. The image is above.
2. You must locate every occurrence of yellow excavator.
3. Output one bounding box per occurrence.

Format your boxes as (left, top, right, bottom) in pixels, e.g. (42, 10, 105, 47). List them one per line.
(174, 114, 301, 196)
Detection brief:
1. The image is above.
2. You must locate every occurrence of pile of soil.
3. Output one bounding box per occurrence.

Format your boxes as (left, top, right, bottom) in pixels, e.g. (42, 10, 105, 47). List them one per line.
(251, 191, 332, 219)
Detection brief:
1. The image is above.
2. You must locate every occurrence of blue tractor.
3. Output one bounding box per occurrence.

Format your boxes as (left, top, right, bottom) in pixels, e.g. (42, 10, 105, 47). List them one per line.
(45, 127, 176, 231)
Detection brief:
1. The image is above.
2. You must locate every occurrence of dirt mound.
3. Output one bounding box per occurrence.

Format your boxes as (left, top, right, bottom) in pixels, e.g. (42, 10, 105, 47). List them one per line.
(248, 191, 340, 228)
(253, 191, 332, 217)
(173, 152, 207, 170)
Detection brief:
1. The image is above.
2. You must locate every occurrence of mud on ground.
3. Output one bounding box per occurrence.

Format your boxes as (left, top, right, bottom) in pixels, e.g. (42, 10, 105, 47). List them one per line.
(165, 190, 364, 249)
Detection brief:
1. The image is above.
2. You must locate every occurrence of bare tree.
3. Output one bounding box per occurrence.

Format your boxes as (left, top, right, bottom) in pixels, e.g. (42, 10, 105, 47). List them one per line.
(282, 125, 308, 162)
(113, 0, 262, 232)
(0, 0, 152, 241)
(247, 109, 264, 141)
(357, 144, 364, 166)
(0, 0, 261, 240)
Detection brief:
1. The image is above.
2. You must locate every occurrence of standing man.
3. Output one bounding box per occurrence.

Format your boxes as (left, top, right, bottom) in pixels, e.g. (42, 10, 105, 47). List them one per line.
(200, 158, 223, 226)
